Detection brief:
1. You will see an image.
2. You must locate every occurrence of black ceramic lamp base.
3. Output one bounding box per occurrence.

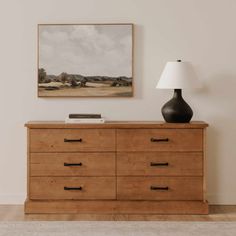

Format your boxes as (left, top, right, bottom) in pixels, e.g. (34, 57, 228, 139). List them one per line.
(161, 89, 193, 123)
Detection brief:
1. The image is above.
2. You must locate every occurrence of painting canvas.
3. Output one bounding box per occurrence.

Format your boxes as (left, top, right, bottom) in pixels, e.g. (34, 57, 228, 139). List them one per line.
(38, 24, 133, 97)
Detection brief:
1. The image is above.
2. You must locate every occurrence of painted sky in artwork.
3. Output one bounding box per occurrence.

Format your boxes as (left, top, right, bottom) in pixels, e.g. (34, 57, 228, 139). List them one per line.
(39, 24, 132, 77)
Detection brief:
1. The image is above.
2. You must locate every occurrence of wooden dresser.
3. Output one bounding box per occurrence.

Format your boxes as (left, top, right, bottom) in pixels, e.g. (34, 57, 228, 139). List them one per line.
(25, 121, 208, 214)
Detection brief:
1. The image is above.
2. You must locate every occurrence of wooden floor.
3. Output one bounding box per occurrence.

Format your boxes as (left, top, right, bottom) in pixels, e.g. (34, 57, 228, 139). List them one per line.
(0, 205, 236, 221)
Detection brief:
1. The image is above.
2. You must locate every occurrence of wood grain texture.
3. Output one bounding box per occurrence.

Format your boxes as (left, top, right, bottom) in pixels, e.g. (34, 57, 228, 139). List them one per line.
(27, 129, 30, 198)
(203, 128, 207, 202)
(117, 129, 203, 152)
(30, 177, 116, 200)
(117, 177, 203, 200)
(29, 129, 115, 152)
(25, 121, 208, 215)
(24, 200, 208, 214)
(30, 153, 115, 176)
(117, 152, 203, 176)
(25, 121, 209, 129)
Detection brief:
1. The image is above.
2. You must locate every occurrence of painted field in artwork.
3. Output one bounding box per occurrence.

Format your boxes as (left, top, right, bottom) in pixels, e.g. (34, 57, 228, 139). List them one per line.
(38, 80, 132, 97)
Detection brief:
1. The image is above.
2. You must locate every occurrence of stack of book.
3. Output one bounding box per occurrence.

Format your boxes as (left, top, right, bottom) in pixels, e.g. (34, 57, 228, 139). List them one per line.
(65, 114, 105, 124)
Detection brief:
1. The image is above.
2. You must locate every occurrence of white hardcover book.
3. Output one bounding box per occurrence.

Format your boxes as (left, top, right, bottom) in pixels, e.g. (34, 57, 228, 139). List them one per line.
(65, 117, 105, 124)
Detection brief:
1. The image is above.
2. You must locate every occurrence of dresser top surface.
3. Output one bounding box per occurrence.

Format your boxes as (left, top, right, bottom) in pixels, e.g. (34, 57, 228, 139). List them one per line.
(25, 121, 208, 129)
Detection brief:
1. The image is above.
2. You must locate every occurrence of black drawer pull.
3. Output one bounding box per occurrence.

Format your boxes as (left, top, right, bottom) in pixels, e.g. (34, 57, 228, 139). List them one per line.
(64, 138, 82, 143)
(150, 162, 169, 167)
(64, 162, 82, 167)
(64, 186, 82, 191)
(151, 138, 169, 142)
(150, 186, 169, 191)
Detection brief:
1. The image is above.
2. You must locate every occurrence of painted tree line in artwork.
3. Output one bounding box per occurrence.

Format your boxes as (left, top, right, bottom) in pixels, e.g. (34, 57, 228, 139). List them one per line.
(38, 68, 132, 91)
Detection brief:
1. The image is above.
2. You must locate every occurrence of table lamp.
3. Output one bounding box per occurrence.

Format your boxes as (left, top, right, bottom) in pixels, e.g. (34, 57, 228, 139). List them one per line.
(156, 60, 200, 123)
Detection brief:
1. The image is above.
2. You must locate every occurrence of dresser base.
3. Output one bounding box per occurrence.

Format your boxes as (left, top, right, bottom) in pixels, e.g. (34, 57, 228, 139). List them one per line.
(25, 200, 208, 215)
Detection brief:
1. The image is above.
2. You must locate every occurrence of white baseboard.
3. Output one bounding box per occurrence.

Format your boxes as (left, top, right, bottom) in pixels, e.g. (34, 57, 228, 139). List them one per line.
(207, 193, 236, 205)
(0, 194, 26, 204)
(0, 193, 235, 205)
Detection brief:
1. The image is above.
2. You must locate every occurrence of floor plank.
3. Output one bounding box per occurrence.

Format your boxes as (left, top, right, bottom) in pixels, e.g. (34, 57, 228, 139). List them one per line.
(0, 205, 235, 221)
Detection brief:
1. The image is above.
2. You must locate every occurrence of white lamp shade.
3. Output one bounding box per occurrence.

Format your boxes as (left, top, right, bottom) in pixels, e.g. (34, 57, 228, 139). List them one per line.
(156, 61, 200, 89)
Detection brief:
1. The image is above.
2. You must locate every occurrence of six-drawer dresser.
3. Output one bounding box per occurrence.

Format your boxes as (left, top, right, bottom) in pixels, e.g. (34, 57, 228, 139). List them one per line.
(25, 121, 209, 214)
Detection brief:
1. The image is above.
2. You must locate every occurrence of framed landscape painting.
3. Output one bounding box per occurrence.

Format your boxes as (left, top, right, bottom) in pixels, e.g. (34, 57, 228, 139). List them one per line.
(38, 24, 133, 97)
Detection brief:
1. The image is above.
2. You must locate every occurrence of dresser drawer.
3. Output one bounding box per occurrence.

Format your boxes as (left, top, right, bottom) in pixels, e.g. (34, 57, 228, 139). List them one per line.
(30, 153, 115, 176)
(29, 129, 115, 152)
(117, 177, 203, 200)
(117, 129, 203, 152)
(30, 177, 116, 200)
(117, 152, 203, 176)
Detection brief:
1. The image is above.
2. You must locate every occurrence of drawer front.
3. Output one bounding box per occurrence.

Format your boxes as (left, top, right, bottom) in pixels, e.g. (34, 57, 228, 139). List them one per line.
(30, 153, 115, 176)
(117, 152, 203, 176)
(30, 177, 116, 200)
(30, 129, 115, 152)
(117, 177, 203, 200)
(117, 129, 203, 152)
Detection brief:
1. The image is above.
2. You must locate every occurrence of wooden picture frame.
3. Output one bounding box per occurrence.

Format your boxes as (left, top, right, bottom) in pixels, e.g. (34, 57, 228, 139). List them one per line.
(38, 24, 134, 97)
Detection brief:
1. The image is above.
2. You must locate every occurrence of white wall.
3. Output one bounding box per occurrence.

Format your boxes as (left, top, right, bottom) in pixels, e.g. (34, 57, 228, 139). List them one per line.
(0, 0, 236, 204)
